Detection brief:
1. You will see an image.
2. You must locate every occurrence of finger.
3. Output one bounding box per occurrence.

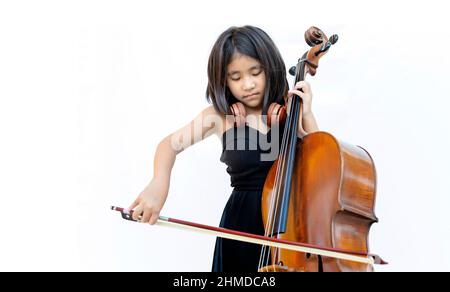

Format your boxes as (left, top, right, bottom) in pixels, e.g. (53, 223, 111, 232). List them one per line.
(149, 213, 160, 225)
(128, 198, 140, 210)
(132, 205, 143, 221)
(295, 80, 309, 88)
(288, 90, 306, 98)
(141, 208, 152, 224)
(295, 81, 311, 92)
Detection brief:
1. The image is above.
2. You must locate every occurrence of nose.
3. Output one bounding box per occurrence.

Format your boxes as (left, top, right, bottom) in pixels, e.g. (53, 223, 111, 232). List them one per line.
(243, 76, 256, 91)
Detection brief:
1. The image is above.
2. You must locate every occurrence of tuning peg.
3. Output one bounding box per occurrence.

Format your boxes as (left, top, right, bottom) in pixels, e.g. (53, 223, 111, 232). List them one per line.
(289, 66, 296, 76)
(329, 34, 338, 45)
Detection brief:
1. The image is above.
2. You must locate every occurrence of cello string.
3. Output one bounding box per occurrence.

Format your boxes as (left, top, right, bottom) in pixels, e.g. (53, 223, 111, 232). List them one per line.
(275, 98, 298, 264)
(259, 119, 285, 269)
(264, 60, 305, 269)
(258, 120, 272, 269)
(260, 59, 304, 269)
(259, 113, 289, 269)
(277, 96, 299, 259)
(265, 99, 294, 268)
(274, 62, 306, 264)
(273, 66, 304, 264)
(275, 94, 300, 264)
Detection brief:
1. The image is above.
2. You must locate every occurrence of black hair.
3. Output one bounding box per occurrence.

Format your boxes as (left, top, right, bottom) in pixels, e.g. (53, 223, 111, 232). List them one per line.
(206, 25, 289, 119)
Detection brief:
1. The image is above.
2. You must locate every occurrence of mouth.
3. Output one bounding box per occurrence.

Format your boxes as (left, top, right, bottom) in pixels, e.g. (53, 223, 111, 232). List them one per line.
(244, 92, 259, 99)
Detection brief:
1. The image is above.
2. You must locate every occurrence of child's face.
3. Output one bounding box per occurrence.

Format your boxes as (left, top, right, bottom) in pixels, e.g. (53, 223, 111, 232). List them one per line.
(226, 53, 266, 111)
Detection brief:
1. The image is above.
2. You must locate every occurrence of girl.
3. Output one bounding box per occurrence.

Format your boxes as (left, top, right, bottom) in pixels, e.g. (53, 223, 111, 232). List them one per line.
(128, 25, 319, 272)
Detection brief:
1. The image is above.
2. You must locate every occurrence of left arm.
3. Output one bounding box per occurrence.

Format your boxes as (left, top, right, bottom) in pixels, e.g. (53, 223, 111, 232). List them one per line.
(301, 112, 319, 136)
(287, 81, 319, 138)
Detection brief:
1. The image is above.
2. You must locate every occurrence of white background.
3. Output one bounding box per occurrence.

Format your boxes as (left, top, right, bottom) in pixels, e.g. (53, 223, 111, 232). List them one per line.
(1, 0, 449, 271)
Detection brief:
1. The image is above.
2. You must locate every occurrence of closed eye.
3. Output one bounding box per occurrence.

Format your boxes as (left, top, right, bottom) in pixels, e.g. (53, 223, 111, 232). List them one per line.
(252, 70, 262, 76)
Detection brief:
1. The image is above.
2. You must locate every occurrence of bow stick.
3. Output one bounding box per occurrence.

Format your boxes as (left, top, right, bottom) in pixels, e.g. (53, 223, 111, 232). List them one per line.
(111, 206, 386, 265)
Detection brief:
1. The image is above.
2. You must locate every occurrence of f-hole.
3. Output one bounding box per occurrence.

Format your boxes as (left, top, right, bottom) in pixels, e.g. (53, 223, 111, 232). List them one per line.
(318, 255, 323, 272)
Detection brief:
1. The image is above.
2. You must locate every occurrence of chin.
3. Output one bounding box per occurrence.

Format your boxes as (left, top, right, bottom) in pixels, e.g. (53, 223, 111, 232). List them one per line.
(246, 101, 260, 107)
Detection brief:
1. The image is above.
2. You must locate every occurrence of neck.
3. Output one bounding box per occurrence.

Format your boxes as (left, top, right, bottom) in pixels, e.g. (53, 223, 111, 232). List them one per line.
(245, 106, 263, 116)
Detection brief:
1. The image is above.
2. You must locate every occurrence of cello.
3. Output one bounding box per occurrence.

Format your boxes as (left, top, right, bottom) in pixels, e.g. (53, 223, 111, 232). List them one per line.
(259, 26, 379, 272)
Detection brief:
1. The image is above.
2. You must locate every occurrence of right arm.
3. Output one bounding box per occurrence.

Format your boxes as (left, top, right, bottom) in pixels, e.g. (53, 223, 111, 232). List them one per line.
(129, 105, 223, 224)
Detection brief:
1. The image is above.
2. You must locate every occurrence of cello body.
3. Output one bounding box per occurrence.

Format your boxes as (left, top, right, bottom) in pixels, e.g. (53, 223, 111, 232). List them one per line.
(261, 132, 378, 272)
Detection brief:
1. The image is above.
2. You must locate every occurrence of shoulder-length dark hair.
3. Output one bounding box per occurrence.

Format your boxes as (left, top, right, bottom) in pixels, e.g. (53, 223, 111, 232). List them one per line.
(206, 25, 289, 119)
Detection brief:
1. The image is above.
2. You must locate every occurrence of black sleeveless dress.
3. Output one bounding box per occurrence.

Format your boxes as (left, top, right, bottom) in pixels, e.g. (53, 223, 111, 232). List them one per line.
(212, 123, 284, 272)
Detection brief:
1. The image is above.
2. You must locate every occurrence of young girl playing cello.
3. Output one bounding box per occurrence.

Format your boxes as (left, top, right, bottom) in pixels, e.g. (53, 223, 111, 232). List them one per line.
(128, 25, 319, 272)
